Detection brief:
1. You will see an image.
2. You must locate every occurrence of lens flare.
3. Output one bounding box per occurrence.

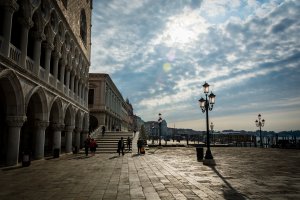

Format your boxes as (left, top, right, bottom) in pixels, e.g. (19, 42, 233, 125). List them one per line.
(163, 63, 172, 72)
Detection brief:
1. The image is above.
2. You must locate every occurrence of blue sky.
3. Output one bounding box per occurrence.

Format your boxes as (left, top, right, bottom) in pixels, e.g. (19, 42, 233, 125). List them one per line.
(90, 0, 300, 132)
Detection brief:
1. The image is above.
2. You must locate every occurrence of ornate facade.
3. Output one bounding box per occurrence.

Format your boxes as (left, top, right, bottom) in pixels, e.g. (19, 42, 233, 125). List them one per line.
(88, 73, 133, 132)
(0, 0, 92, 166)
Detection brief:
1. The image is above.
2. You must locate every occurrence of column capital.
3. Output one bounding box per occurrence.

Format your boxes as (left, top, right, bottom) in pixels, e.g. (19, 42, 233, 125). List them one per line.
(52, 51, 61, 59)
(1, 0, 19, 13)
(34, 120, 49, 128)
(65, 65, 72, 71)
(75, 127, 82, 133)
(42, 42, 54, 51)
(65, 125, 75, 132)
(31, 31, 46, 41)
(18, 17, 34, 29)
(6, 116, 26, 127)
(51, 123, 64, 131)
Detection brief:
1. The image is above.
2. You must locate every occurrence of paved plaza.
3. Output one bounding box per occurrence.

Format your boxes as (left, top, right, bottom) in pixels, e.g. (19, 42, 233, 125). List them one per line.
(0, 145, 299, 200)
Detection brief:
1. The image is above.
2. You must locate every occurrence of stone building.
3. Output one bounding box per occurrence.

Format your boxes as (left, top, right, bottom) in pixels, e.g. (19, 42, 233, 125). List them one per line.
(0, 0, 92, 166)
(88, 73, 133, 132)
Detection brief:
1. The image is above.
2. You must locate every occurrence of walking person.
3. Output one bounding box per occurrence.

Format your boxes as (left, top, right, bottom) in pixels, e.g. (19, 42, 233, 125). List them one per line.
(117, 137, 125, 156)
(127, 136, 132, 151)
(137, 138, 143, 154)
(90, 138, 97, 156)
(101, 125, 105, 136)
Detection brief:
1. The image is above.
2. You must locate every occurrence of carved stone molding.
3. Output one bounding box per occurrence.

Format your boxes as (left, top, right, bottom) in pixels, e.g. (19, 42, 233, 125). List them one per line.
(6, 116, 27, 127)
(65, 125, 75, 132)
(0, 0, 19, 13)
(51, 123, 64, 131)
(34, 120, 49, 128)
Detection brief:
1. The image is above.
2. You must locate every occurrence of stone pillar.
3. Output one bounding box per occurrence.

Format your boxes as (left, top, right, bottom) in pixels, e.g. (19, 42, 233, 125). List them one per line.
(65, 67, 71, 93)
(59, 61, 66, 88)
(1, 2, 19, 56)
(52, 123, 64, 154)
(52, 51, 60, 85)
(70, 72, 75, 93)
(19, 19, 33, 68)
(33, 31, 46, 75)
(43, 42, 54, 81)
(74, 128, 82, 151)
(75, 77, 79, 97)
(65, 126, 74, 153)
(34, 120, 49, 160)
(78, 81, 82, 100)
(6, 116, 26, 166)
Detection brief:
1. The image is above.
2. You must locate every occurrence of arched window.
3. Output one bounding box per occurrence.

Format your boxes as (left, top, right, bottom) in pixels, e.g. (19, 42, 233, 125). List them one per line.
(80, 9, 87, 46)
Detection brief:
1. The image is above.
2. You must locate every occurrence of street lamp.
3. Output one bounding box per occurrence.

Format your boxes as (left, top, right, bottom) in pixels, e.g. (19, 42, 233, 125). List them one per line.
(151, 123, 154, 144)
(158, 113, 163, 146)
(199, 82, 216, 165)
(210, 122, 214, 144)
(255, 114, 265, 148)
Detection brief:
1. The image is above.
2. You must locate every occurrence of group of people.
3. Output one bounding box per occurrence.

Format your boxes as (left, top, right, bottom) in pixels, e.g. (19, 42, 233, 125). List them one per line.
(117, 137, 132, 156)
(84, 136, 98, 156)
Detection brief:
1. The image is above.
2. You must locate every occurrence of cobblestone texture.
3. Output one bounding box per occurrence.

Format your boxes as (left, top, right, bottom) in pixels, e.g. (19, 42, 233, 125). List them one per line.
(0, 146, 299, 200)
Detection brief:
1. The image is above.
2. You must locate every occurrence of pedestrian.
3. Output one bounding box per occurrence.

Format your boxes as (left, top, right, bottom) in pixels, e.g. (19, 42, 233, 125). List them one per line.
(127, 136, 131, 151)
(84, 137, 90, 156)
(90, 138, 97, 156)
(137, 138, 143, 154)
(117, 137, 125, 156)
(101, 125, 105, 136)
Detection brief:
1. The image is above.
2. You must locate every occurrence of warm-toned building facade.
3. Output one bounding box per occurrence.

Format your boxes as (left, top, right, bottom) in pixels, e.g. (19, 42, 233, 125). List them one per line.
(88, 73, 133, 132)
(0, 0, 92, 166)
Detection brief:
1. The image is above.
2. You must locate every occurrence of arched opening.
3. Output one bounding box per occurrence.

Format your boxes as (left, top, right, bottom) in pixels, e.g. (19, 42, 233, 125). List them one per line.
(89, 115, 98, 133)
(0, 70, 25, 166)
(20, 92, 45, 161)
(10, 1, 22, 49)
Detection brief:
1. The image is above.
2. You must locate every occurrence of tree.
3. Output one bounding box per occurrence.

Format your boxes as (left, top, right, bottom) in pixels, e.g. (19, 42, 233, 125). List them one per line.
(139, 125, 148, 140)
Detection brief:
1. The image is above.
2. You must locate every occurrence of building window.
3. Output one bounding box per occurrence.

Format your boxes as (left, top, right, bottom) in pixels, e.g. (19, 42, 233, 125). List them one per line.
(88, 89, 94, 105)
(80, 9, 87, 46)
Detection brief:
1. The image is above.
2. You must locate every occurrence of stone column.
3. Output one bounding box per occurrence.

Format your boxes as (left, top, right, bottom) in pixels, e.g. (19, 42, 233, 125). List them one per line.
(33, 31, 46, 75)
(75, 128, 82, 151)
(19, 19, 33, 68)
(6, 116, 26, 166)
(78, 81, 82, 100)
(70, 72, 75, 93)
(65, 67, 71, 94)
(52, 51, 60, 86)
(43, 42, 54, 81)
(59, 61, 66, 89)
(65, 126, 74, 153)
(34, 120, 49, 160)
(75, 77, 79, 97)
(52, 123, 64, 154)
(1, 2, 19, 56)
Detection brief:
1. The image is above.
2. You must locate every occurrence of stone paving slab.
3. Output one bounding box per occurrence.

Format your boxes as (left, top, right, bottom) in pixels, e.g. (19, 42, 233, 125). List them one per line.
(0, 147, 299, 200)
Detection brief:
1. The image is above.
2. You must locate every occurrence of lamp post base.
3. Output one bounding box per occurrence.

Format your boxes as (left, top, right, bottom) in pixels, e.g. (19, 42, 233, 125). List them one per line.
(203, 158, 216, 166)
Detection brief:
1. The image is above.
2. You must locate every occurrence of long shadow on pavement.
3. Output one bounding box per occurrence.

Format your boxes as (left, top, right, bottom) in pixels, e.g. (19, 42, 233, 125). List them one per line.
(210, 166, 249, 200)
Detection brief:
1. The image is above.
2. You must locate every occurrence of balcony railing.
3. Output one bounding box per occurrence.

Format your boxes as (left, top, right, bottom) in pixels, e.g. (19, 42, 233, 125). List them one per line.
(26, 57, 34, 72)
(9, 43, 21, 64)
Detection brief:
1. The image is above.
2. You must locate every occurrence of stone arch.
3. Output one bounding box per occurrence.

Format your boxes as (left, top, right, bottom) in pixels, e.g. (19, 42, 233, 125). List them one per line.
(89, 115, 98, 132)
(75, 109, 83, 129)
(21, 86, 48, 161)
(0, 69, 25, 116)
(64, 104, 74, 127)
(49, 97, 63, 124)
(0, 69, 25, 165)
(25, 86, 48, 121)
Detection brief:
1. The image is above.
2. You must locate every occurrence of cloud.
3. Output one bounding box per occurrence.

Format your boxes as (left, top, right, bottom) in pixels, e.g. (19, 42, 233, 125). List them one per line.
(91, 0, 300, 131)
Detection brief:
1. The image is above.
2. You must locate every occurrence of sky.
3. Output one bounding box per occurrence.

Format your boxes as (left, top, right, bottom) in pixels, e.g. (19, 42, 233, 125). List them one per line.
(90, 0, 300, 132)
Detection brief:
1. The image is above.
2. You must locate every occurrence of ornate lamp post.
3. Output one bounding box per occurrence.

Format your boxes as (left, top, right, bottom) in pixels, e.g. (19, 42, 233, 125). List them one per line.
(199, 82, 216, 165)
(210, 122, 214, 144)
(158, 113, 162, 146)
(255, 114, 265, 148)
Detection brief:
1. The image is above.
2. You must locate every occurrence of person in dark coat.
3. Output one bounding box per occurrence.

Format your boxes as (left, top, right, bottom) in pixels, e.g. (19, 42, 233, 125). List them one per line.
(127, 137, 132, 151)
(117, 137, 125, 156)
(137, 139, 143, 154)
(101, 126, 105, 136)
(84, 137, 90, 156)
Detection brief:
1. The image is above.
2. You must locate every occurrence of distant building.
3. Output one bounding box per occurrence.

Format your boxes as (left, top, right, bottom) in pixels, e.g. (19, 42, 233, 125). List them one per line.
(88, 73, 133, 131)
(0, 0, 92, 166)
